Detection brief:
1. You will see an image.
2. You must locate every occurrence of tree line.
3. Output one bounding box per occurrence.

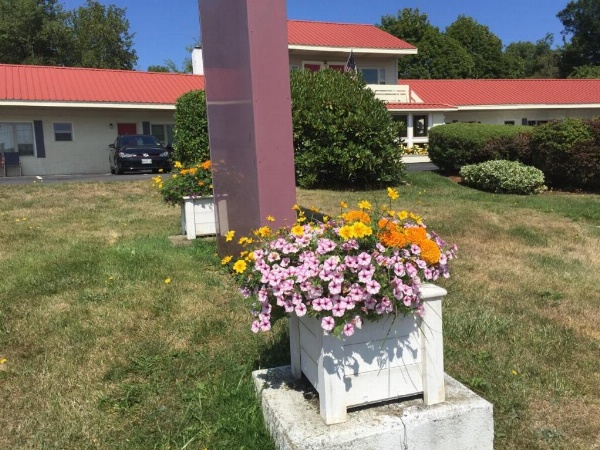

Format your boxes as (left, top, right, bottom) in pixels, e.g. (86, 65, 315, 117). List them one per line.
(379, 2, 600, 79)
(2, 0, 600, 78)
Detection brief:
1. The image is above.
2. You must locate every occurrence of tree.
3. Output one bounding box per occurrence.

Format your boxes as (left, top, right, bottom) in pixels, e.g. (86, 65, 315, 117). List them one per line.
(0, 0, 71, 65)
(568, 65, 600, 78)
(67, 0, 137, 69)
(445, 15, 505, 78)
(147, 65, 172, 73)
(398, 28, 474, 79)
(290, 69, 404, 189)
(378, 8, 435, 45)
(557, 0, 600, 76)
(173, 90, 209, 166)
(504, 34, 560, 78)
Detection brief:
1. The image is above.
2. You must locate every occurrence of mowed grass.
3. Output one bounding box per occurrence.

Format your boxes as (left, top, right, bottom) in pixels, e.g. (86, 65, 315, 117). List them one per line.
(1, 173, 599, 449)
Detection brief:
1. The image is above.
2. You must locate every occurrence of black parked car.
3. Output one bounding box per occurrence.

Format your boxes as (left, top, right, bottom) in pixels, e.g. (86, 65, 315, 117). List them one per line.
(109, 134, 172, 174)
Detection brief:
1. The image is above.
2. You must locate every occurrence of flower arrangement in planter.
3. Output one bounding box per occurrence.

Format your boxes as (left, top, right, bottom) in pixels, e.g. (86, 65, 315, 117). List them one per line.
(152, 160, 216, 238)
(225, 187, 456, 336)
(225, 188, 457, 423)
(152, 160, 213, 206)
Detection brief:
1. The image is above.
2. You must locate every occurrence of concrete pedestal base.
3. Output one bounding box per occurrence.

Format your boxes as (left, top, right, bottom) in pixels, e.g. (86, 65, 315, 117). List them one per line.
(253, 366, 493, 450)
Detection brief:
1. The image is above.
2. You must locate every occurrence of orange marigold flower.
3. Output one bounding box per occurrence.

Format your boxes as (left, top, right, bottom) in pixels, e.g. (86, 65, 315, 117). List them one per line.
(201, 160, 211, 170)
(378, 218, 397, 230)
(405, 226, 427, 244)
(342, 210, 371, 224)
(419, 239, 441, 265)
(379, 229, 409, 248)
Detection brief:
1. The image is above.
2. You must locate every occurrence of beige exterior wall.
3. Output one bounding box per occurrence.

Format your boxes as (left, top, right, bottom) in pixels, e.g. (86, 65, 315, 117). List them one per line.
(444, 108, 600, 125)
(0, 106, 175, 176)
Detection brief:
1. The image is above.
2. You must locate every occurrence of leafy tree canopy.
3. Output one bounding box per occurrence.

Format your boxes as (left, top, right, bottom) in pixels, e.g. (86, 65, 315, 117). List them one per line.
(504, 34, 560, 78)
(558, 0, 600, 74)
(0, 0, 137, 69)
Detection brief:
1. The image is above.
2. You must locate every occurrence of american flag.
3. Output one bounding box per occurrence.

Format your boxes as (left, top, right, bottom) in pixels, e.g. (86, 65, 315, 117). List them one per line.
(345, 50, 356, 73)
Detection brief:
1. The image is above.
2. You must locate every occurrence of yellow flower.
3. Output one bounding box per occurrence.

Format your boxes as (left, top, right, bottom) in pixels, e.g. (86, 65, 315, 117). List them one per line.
(254, 226, 271, 237)
(200, 160, 211, 170)
(245, 251, 255, 261)
(225, 230, 235, 242)
(164, 278, 172, 284)
(0, 358, 6, 364)
(221, 255, 233, 265)
(351, 221, 373, 238)
(398, 210, 409, 220)
(292, 204, 300, 211)
(358, 200, 372, 210)
(158, 168, 163, 173)
(342, 210, 371, 224)
(340, 201, 348, 209)
(323, 215, 329, 221)
(512, 370, 518, 376)
(291, 224, 304, 236)
(174, 161, 183, 169)
(266, 215, 275, 222)
(309, 206, 320, 212)
(409, 212, 423, 224)
(238, 236, 253, 245)
(233, 260, 247, 273)
(387, 187, 399, 200)
(338, 225, 354, 240)
(172, 174, 178, 179)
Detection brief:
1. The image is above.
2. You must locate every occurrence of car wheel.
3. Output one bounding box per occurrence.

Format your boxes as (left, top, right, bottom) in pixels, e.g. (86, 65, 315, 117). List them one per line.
(115, 164, 123, 175)
(110, 166, 115, 175)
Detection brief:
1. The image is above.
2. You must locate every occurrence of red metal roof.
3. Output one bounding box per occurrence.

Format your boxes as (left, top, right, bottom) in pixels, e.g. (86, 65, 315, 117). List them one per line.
(0, 64, 205, 104)
(288, 20, 415, 50)
(386, 103, 456, 111)
(402, 79, 600, 107)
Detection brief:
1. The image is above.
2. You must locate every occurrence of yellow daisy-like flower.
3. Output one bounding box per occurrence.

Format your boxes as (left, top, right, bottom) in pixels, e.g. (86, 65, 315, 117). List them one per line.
(245, 251, 256, 262)
(340, 201, 348, 209)
(0, 358, 6, 364)
(358, 200, 372, 210)
(387, 187, 399, 200)
(200, 160, 211, 170)
(398, 210, 409, 220)
(309, 206, 320, 212)
(225, 230, 235, 242)
(351, 221, 373, 238)
(164, 278, 172, 284)
(233, 260, 247, 273)
(174, 161, 183, 169)
(409, 212, 423, 224)
(291, 224, 305, 236)
(323, 215, 329, 221)
(266, 215, 275, 222)
(338, 225, 354, 240)
(238, 236, 253, 245)
(221, 255, 233, 265)
(292, 204, 300, 211)
(254, 226, 271, 237)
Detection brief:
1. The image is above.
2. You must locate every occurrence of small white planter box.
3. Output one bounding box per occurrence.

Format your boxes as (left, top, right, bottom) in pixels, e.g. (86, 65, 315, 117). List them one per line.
(181, 196, 216, 240)
(289, 284, 447, 425)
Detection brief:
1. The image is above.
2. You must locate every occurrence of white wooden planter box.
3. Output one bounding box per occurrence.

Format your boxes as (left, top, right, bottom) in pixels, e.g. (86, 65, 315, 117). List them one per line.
(181, 196, 216, 240)
(289, 284, 447, 425)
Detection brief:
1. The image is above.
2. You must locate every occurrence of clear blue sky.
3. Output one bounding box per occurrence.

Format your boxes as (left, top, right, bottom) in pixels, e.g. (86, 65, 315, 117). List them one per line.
(61, 0, 570, 71)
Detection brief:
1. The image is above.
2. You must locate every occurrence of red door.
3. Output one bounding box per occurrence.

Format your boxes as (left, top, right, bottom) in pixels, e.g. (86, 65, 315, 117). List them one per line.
(117, 123, 137, 135)
(303, 63, 322, 72)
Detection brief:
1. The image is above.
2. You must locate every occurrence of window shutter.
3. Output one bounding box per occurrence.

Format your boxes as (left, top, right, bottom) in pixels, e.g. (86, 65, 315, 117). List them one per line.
(142, 121, 150, 134)
(34, 120, 46, 158)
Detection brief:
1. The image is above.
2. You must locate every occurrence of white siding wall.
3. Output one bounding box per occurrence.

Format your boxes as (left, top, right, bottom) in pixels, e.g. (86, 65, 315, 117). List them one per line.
(0, 107, 175, 176)
(444, 108, 600, 124)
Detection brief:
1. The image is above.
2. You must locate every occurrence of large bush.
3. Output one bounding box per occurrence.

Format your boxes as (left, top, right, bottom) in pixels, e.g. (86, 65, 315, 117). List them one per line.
(428, 123, 532, 172)
(290, 69, 404, 189)
(460, 160, 546, 195)
(529, 118, 599, 190)
(173, 90, 209, 166)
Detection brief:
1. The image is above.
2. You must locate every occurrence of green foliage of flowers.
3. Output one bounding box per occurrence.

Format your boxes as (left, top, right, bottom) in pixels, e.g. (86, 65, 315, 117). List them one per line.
(224, 189, 456, 337)
(290, 69, 405, 189)
(428, 123, 532, 172)
(173, 90, 209, 166)
(460, 160, 547, 195)
(152, 160, 213, 206)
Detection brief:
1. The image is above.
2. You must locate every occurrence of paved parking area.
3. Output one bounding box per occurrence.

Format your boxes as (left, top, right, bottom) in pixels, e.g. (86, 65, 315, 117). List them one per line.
(0, 172, 159, 185)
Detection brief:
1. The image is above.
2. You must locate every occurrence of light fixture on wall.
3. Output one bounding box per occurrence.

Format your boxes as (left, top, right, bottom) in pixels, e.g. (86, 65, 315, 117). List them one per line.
(109, 123, 114, 129)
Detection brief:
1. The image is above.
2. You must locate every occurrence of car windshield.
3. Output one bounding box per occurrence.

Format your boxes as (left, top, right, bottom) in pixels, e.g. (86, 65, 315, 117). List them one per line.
(121, 136, 160, 146)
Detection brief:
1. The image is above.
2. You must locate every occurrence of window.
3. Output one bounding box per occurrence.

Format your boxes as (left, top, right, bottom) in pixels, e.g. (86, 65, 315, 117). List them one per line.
(504, 121, 515, 125)
(393, 115, 408, 138)
(151, 124, 175, 146)
(360, 68, 385, 84)
(0, 122, 35, 156)
(413, 115, 429, 137)
(53, 122, 73, 141)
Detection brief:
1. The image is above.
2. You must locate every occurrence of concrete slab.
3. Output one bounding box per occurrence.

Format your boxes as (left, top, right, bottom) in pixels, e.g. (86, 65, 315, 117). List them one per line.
(253, 366, 493, 450)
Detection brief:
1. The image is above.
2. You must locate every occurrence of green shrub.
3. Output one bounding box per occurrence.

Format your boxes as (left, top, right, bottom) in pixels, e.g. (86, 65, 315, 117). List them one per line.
(290, 69, 404, 189)
(173, 90, 209, 166)
(428, 123, 532, 172)
(460, 160, 547, 195)
(482, 132, 533, 164)
(529, 118, 598, 190)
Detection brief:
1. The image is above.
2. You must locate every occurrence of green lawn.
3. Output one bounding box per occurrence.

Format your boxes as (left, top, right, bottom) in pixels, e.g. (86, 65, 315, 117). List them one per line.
(0, 173, 598, 449)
